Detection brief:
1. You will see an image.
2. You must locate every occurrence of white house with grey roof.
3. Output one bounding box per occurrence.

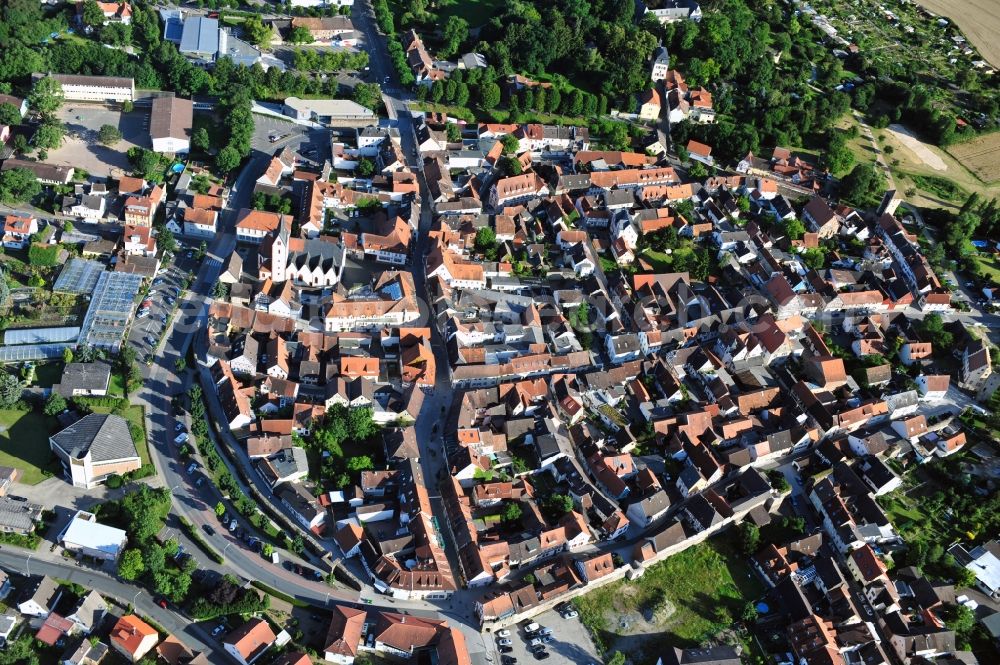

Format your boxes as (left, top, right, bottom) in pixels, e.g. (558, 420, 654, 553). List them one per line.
(49, 414, 141, 489)
(53, 362, 111, 398)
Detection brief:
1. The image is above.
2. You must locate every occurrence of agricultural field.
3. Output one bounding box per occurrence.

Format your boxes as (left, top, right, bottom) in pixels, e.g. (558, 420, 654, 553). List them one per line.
(946, 131, 1000, 184)
(917, 0, 1000, 67)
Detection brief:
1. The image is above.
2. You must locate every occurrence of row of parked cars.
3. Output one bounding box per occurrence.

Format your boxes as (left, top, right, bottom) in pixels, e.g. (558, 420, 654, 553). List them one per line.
(496, 621, 555, 661)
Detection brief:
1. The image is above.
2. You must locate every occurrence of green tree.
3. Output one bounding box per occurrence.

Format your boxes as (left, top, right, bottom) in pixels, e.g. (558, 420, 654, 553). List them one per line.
(98, 124, 122, 146)
(33, 122, 64, 150)
(0, 103, 21, 126)
(739, 521, 760, 555)
(216, 145, 242, 172)
(62, 347, 74, 364)
(81, 0, 106, 27)
(440, 16, 468, 58)
(356, 157, 376, 177)
(192, 126, 211, 153)
(287, 26, 315, 44)
(0, 167, 41, 204)
(352, 82, 382, 110)
(840, 163, 885, 207)
(117, 549, 145, 581)
(215, 501, 226, 517)
(120, 485, 171, 542)
(500, 133, 520, 154)
(43, 392, 67, 416)
(475, 227, 496, 252)
(347, 406, 377, 440)
(782, 217, 806, 241)
(28, 76, 64, 118)
(546, 493, 574, 515)
(801, 248, 826, 270)
(242, 15, 273, 48)
(346, 455, 374, 473)
(607, 652, 626, 665)
(479, 82, 501, 110)
(501, 501, 523, 522)
(741, 601, 759, 623)
(0, 373, 21, 408)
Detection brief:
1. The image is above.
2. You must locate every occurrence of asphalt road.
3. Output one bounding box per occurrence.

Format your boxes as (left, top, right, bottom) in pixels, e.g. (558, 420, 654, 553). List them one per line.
(0, 549, 216, 655)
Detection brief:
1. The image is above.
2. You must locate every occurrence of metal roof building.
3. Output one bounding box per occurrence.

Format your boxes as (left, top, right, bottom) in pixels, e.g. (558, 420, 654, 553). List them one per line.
(53, 258, 106, 295)
(3, 327, 79, 345)
(179, 16, 219, 58)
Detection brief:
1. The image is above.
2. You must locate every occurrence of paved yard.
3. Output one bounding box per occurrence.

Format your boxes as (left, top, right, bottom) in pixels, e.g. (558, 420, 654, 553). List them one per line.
(48, 106, 148, 177)
(495, 609, 601, 665)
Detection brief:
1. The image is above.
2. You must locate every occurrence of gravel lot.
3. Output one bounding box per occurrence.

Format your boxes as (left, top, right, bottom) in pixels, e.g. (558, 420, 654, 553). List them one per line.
(49, 106, 147, 177)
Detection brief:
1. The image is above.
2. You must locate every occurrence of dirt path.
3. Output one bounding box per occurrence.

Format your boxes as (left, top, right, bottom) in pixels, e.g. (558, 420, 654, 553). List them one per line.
(887, 124, 948, 171)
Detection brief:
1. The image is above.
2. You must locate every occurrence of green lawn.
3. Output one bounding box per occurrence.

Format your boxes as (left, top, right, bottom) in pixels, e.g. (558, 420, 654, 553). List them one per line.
(974, 253, 1000, 286)
(574, 537, 764, 663)
(88, 405, 151, 468)
(108, 372, 126, 398)
(32, 362, 64, 389)
(0, 409, 60, 485)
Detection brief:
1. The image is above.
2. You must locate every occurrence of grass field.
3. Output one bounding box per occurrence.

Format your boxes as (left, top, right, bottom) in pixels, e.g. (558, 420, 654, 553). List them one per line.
(867, 123, 1000, 211)
(974, 253, 1000, 283)
(32, 362, 64, 389)
(574, 537, 763, 664)
(916, 0, 1000, 67)
(0, 409, 59, 485)
(906, 172, 970, 204)
(946, 131, 1000, 184)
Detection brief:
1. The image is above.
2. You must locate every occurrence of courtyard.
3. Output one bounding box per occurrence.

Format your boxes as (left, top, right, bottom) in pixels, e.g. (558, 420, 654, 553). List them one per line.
(48, 105, 148, 177)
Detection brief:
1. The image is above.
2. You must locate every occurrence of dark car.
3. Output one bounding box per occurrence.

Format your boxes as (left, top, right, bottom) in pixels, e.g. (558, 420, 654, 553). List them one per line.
(501, 657, 518, 665)
(203, 524, 215, 536)
(499, 647, 513, 654)
(535, 653, 549, 661)
(155, 597, 168, 609)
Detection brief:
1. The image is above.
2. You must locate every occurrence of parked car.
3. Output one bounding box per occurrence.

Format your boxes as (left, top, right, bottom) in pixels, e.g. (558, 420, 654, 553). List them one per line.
(497, 638, 512, 647)
(501, 657, 517, 665)
(195, 476, 205, 487)
(524, 622, 540, 634)
(185, 462, 198, 474)
(175, 422, 185, 432)
(529, 639, 543, 648)
(211, 625, 225, 637)
(499, 646, 513, 654)
(229, 519, 238, 531)
(496, 629, 511, 638)
(174, 433, 189, 444)
(534, 652, 549, 661)
(560, 609, 578, 619)
(155, 597, 168, 608)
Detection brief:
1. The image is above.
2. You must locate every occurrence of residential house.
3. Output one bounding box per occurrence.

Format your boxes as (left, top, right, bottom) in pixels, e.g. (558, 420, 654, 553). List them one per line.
(109, 615, 158, 662)
(223, 618, 276, 665)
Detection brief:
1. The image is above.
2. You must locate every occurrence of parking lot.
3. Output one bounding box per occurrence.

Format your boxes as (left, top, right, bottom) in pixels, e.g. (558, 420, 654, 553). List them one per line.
(494, 608, 601, 665)
(50, 105, 148, 176)
(126, 254, 190, 363)
(251, 115, 329, 166)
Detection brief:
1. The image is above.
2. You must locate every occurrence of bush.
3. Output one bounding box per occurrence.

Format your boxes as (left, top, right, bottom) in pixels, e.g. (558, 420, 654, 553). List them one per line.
(106, 474, 124, 489)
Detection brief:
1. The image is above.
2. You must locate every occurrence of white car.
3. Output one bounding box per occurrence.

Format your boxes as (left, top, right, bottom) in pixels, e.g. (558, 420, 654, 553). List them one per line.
(174, 433, 189, 444)
(497, 638, 512, 647)
(529, 638, 543, 648)
(524, 623, 540, 634)
(496, 629, 511, 638)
